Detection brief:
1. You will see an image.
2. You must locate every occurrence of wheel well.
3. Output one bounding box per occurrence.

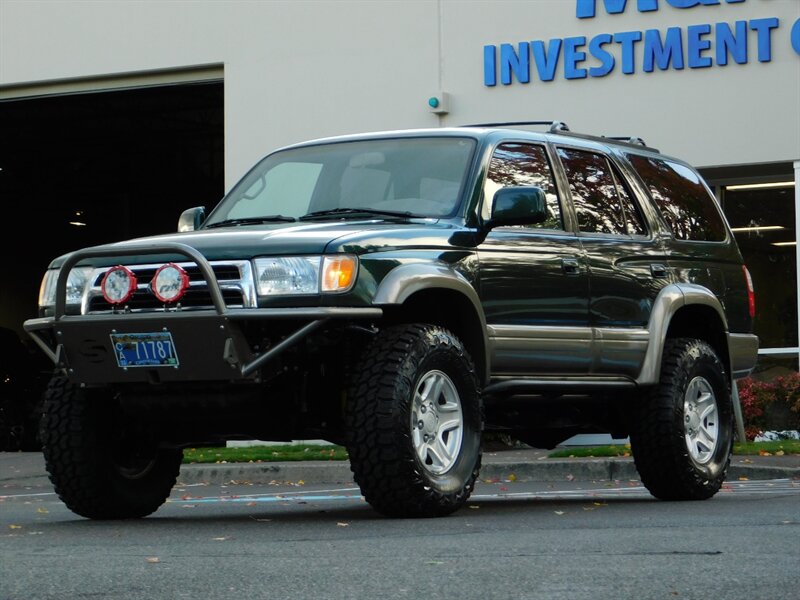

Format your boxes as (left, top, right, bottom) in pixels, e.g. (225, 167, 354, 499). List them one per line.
(666, 305, 730, 378)
(381, 289, 487, 384)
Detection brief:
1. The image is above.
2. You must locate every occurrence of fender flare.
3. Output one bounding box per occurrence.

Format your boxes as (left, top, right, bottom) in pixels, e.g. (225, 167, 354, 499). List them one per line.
(636, 283, 729, 385)
(373, 263, 490, 382)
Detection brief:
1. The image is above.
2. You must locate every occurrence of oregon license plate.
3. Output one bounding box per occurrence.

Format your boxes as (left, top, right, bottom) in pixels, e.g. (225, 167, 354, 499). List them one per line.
(110, 332, 179, 368)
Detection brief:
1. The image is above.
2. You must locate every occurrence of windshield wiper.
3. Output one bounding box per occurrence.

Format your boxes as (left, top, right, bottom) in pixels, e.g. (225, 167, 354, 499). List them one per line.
(299, 207, 418, 221)
(205, 215, 297, 228)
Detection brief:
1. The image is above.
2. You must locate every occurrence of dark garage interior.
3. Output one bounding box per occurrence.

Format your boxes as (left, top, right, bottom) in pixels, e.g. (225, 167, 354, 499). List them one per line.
(0, 80, 224, 449)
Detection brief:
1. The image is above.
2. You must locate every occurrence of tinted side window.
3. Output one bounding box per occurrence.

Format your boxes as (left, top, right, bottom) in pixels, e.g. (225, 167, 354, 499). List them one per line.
(612, 166, 647, 235)
(557, 148, 647, 236)
(626, 154, 726, 241)
(557, 148, 625, 235)
(483, 143, 562, 230)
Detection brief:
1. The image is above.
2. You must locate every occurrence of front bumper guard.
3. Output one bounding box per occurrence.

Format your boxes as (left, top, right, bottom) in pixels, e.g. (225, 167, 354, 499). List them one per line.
(23, 242, 381, 383)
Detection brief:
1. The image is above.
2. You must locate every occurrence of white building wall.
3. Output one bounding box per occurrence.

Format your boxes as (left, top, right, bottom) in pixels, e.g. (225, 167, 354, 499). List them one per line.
(2, 0, 799, 188)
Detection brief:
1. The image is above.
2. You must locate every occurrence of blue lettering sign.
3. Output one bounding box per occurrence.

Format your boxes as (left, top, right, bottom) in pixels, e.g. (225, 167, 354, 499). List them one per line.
(613, 31, 643, 74)
(577, 0, 744, 19)
(643, 28, 684, 72)
(792, 18, 800, 56)
(501, 42, 530, 84)
(749, 17, 779, 62)
(715, 20, 747, 65)
(563, 36, 588, 79)
(532, 39, 563, 82)
(687, 23, 713, 68)
(588, 33, 616, 76)
(484, 45, 497, 86)
(577, 0, 658, 18)
(667, 0, 721, 8)
(482, 0, 791, 87)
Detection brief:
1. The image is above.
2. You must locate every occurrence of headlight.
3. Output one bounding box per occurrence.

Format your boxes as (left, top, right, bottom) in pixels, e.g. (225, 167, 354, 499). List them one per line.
(38, 267, 94, 309)
(253, 255, 357, 296)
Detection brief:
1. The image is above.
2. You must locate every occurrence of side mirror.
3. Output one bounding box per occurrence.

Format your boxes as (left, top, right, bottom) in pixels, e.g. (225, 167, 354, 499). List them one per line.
(486, 186, 548, 229)
(178, 206, 206, 232)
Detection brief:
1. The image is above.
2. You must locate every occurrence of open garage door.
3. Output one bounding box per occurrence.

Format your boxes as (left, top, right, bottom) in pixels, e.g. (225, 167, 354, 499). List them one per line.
(0, 79, 223, 449)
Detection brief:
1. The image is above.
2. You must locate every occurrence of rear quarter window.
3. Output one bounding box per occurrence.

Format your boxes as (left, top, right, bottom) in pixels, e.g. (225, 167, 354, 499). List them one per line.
(626, 154, 726, 242)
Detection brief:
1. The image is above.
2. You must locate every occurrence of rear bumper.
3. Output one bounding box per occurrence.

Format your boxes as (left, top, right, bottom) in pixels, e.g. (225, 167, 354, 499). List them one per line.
(729, 333, 759, 379)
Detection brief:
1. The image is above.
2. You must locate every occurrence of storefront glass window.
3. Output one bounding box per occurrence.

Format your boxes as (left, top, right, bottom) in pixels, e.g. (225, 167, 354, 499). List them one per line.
(723, 183, 797, 350)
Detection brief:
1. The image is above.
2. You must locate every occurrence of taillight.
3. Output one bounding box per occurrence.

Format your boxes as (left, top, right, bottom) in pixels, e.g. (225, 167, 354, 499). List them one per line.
(742, 265, 755, 319)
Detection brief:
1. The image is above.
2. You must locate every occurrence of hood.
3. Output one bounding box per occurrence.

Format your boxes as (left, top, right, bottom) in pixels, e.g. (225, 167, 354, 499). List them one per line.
(48, 219, 465, 268)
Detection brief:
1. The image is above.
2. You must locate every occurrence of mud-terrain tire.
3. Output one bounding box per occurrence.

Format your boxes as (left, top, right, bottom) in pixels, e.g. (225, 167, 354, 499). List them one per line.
(630, 338, 732, 501)
(345, 324, 483, 518)
(39, 375, 182, 519)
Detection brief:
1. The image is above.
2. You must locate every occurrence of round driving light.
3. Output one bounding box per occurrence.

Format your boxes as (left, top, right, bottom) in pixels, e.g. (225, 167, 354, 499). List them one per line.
(151, 263, 190, 303)
(101, 266, 137, 305)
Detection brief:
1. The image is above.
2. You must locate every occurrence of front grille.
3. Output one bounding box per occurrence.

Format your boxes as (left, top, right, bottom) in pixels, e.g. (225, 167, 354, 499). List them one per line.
(84, 260, 255, 314)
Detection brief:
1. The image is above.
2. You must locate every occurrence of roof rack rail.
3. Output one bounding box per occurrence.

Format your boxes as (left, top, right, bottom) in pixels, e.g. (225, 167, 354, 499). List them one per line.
(461, 120, 570, 133)
(459, 121, 659, 152)
(605, 136, 649, 147)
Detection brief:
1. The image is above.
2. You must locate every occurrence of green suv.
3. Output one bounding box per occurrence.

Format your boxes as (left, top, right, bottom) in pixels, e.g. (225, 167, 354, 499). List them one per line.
(25, 122, 759, 519)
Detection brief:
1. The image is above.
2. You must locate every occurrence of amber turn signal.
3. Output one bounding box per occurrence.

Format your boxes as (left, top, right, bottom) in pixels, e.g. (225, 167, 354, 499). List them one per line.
(321, 256, 357, 292)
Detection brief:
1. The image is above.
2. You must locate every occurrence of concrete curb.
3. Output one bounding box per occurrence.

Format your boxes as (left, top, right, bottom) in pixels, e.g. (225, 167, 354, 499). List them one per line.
(4, 454, 799, 488)
(177, 461, 355, 486)
(174, 459, 800, 486)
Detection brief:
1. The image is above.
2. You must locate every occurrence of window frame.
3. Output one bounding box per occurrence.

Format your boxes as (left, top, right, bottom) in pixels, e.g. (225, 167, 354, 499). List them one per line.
(546, 142, 653, 241)
(621, 150, 731, 245)
(554, 144, 651, 240)
(478, 138, 573, 234)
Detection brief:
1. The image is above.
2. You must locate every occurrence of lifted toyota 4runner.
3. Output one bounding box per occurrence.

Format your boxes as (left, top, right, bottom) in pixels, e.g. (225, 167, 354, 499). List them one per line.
(26, 121, 759, 519)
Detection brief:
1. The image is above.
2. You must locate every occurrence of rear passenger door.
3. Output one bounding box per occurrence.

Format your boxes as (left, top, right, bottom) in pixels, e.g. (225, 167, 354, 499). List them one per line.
(623, 153, 739, 321)
(553, 145, 669, 379)
(477, 141, 591, 376)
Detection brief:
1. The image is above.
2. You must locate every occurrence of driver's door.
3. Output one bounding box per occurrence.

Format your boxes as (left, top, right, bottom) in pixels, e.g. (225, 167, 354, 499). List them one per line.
(477, 142, 591, 377)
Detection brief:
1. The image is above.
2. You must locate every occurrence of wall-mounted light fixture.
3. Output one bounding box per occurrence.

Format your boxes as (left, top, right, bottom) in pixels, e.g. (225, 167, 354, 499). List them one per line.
(427, 92, 450, 115)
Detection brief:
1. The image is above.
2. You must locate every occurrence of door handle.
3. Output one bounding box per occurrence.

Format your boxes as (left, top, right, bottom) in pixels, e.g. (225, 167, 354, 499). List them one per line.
(562, 258, 581, 276)
(650, 263, 669, 278)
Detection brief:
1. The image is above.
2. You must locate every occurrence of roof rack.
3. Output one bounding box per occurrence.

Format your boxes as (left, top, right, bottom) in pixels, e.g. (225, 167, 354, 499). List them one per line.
(461, 121, 659, 152)
(604, 136, 649, 147)
(461, 120, 570, 133)
(459, 120, 659, 152)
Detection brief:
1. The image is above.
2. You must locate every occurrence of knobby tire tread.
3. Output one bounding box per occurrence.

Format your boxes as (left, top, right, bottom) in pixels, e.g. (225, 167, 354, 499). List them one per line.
(631, 338, 731, 501)
(39, 376, 180, 519)
(346, 324, 482, 518)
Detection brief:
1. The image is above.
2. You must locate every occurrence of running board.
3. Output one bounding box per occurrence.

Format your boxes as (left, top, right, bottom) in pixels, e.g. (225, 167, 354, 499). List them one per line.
(484, 378, 637, 396)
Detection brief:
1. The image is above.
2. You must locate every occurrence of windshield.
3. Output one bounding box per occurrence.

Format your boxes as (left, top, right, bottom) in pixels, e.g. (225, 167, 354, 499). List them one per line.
(204, 137, 477, 226)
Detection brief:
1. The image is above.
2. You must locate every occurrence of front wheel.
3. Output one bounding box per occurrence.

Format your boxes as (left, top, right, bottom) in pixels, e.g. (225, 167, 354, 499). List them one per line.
(630, 338, 733, 501)
(39, 376, 182, 519)
(345, 324, 483, 518)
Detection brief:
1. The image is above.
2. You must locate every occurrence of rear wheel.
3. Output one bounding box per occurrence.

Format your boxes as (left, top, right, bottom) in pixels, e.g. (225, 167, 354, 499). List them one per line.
(630, 338, 732, 500)
(345, 324, 482, 517)
(39, 376, 181, 519)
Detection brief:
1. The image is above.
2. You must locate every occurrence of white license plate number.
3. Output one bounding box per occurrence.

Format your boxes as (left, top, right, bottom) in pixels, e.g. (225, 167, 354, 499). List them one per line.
(110, 332, 179, 368)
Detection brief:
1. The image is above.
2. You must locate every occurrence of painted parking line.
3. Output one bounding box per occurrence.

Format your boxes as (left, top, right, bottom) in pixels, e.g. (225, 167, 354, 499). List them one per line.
(0, 491, 57, 500)
(3, 480, 795, 504)
(159, 479, 800, 506)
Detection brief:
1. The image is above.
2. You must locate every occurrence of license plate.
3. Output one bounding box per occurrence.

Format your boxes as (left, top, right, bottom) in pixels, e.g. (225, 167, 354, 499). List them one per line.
(110, 332, 179, 368)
